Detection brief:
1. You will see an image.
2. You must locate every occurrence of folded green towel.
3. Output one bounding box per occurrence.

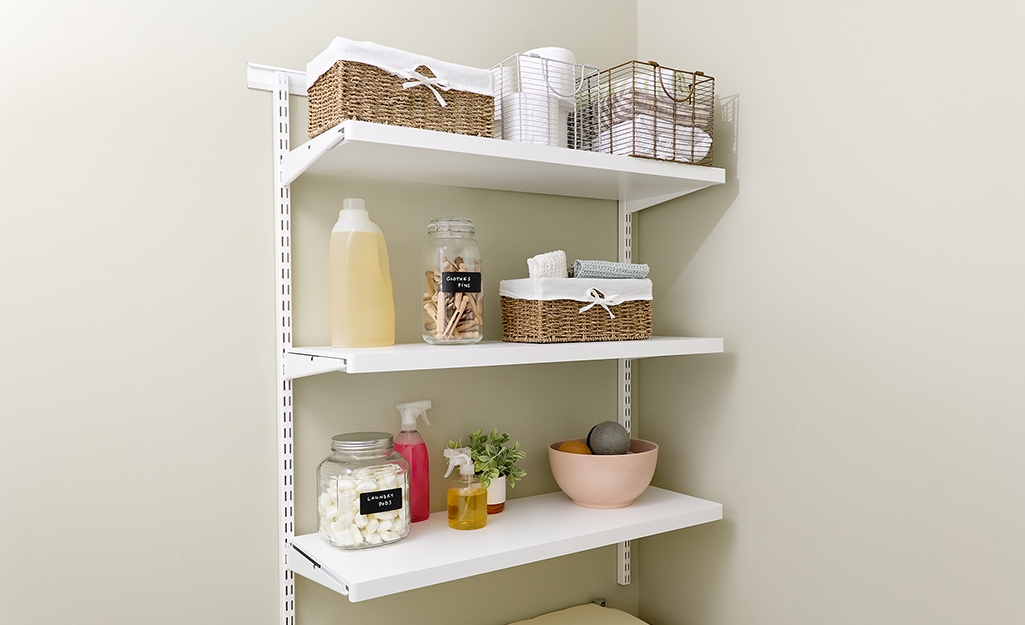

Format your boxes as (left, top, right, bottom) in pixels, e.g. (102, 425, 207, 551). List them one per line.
(573, 260, 650, 279)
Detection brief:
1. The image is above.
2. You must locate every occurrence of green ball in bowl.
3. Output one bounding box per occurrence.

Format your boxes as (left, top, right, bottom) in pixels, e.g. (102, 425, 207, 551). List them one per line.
(587, 421, 631, 455)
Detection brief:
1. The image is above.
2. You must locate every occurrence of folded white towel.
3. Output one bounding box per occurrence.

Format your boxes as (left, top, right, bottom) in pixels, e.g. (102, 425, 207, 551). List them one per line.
(527, 250, 568, 278)
(599, 114, 712, 163)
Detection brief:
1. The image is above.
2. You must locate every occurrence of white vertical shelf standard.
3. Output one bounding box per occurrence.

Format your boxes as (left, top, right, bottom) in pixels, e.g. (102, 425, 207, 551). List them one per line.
(617, 201, 633, 585)
(272, 71, 296, 625)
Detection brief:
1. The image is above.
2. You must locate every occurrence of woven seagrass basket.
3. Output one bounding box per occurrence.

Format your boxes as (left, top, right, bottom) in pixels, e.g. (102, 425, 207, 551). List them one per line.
(500, 296, 652, 343)
(308, 61, 494, 139)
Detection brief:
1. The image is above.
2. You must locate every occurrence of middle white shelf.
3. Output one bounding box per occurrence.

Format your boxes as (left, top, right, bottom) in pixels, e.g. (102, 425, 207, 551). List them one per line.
(286, 336, 724, 378)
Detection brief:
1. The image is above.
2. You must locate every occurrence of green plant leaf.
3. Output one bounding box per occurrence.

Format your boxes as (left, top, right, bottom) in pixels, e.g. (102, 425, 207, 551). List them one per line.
(456, 427, 527, 485)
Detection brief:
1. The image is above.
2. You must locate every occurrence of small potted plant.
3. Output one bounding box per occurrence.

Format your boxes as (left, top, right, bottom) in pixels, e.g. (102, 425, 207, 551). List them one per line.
(448, 428, 526, 514)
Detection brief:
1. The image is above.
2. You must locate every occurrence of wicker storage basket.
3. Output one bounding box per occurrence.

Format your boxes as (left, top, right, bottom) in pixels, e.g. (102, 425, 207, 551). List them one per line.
(308, 60, 494, 139)
(579, 61, 714, 165)
(499, 278, 652, 343)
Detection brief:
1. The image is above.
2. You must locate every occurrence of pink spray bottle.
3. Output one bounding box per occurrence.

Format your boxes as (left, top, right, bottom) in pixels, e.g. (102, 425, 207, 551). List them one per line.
(395, 400, 432, 523)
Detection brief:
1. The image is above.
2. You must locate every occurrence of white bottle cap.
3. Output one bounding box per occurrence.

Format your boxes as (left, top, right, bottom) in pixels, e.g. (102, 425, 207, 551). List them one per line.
(443, 447, 474, 478)
(343, 198, 366, 211)
(396, 400, 432, 429)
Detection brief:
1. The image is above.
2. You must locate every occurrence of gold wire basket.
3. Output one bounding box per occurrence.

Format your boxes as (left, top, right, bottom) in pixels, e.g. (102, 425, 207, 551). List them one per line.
(578, 61, 714, 165)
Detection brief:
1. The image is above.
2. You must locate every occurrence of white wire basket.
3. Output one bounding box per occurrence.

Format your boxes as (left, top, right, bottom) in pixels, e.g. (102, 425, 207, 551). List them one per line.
(491, 53, 599, 149)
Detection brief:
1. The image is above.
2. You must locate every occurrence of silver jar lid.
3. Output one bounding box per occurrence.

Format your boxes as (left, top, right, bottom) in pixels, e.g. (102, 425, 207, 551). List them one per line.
(427, 217, 474, 235)
(331, 432, 394, 452)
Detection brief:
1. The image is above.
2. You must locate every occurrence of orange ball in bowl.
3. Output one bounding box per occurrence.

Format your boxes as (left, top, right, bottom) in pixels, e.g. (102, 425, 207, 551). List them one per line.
(557, 440, 592, 454)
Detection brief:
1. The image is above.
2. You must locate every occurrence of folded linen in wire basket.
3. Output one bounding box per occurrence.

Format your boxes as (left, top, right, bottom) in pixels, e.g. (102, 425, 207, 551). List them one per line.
(573, 260, 650, 279)
(606, 87, 714, 130)
(598, 116, 712, 164)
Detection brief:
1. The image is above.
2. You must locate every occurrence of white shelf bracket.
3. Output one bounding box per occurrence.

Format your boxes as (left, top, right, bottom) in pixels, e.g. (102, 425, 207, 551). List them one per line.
(248, 63, 308, 95)
(285, 352, 348, 380)
(618, 199, 633, 585)
(281, 124, 348, 185)
(287, 541, 351, 597)
(622, 191, 690, 214)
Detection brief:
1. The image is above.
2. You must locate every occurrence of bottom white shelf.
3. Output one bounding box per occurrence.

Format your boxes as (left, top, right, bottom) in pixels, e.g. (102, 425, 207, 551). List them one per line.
(288, 486, 722, 602)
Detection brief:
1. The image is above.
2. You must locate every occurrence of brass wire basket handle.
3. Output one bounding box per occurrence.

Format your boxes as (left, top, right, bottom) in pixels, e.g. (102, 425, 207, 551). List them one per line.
(649, 61, 697, 104)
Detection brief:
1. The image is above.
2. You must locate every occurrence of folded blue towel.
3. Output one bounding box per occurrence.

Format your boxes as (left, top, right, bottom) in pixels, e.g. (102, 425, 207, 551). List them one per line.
(573, 260, 650, 279)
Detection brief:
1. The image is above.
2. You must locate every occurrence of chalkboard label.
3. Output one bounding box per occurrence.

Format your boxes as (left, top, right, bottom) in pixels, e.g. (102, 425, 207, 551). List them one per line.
(359, 488, 403, 515)
(440, 271, 482, 293)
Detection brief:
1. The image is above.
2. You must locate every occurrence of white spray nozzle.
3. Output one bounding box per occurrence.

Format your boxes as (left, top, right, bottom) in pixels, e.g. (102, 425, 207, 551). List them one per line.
(443, 447, 474, 478)
(396, 400, 432, 429)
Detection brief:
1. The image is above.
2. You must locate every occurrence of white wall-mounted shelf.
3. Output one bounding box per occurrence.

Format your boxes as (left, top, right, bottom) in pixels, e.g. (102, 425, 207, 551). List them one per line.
(286, 336, 724, 378)
(287, 486, 722, 602)
(284, 120, 725, 213)
(249, 63, 727, 619)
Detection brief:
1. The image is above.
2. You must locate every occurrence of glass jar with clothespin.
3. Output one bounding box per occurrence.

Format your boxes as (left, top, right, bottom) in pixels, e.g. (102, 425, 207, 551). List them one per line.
(421, 218, 483, 345)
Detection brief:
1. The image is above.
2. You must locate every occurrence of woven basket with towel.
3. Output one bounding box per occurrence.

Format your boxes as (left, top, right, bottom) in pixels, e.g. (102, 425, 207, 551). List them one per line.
(306, 38, 495, 139)
(500, 277, 653, 343)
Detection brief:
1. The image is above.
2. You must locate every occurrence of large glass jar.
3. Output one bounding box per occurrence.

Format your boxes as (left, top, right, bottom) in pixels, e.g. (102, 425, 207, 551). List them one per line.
(422, 218, 483, 345)
(317, 432, 410, 549)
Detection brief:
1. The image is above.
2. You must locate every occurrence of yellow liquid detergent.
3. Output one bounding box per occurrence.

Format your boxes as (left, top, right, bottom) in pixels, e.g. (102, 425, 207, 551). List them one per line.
(447, 485, 488, 530)
(329, 230, 395, 348)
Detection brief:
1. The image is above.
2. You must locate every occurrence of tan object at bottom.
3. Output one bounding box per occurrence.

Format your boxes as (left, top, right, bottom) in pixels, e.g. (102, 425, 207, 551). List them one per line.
(507, 603, 650, 625)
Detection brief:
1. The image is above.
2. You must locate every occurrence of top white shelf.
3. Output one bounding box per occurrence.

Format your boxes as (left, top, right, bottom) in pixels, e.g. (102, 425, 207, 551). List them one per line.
(283, 120, 725, 212)
(246, 63, 725, 209)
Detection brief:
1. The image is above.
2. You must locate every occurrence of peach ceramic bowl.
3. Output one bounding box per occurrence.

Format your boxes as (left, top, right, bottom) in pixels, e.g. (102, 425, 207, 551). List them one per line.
(548, 438, 658, 509)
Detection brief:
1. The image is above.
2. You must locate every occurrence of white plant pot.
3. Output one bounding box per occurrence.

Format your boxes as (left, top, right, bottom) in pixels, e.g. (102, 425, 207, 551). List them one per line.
(486, 475, 506, 514)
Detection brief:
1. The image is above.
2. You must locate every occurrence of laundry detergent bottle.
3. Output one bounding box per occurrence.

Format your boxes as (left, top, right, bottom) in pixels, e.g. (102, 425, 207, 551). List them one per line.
(329, 198, 395, 348)
(395, 400, 432, 523)
(443, 447, 487, 530)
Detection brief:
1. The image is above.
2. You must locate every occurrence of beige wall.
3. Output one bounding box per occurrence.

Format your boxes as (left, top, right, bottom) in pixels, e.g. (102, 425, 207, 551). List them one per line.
(5, 1, 1024, 624)
(636, 1, 1025, 624)
(0, 1, 638, 624)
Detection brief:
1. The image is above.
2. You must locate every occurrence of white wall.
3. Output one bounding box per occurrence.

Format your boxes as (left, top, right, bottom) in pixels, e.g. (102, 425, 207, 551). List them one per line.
(0, 2, 639, 624)
(636, 1, 1025, 623)
(5, 1, 1023, 624)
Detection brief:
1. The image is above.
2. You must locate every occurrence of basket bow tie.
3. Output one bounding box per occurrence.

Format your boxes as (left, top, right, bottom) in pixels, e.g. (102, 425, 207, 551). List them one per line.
(578, 288, 625, 319)
(401, 68, 451, 107)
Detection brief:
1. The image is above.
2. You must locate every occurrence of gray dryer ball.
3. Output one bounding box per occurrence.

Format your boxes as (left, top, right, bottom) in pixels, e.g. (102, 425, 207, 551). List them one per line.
(587, 420, 631, 455)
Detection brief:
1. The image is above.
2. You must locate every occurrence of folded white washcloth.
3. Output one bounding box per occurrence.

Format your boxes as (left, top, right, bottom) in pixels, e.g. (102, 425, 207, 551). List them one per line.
(527, 250, 568, 278)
